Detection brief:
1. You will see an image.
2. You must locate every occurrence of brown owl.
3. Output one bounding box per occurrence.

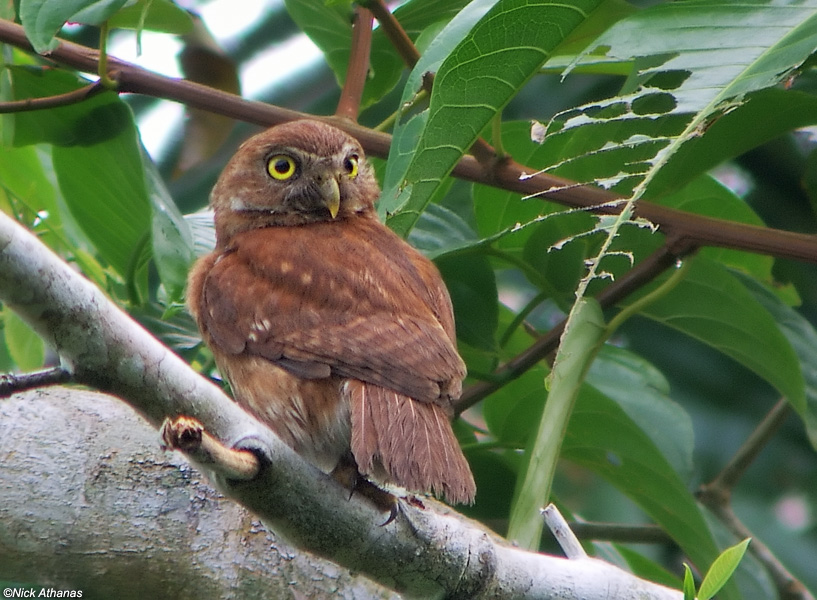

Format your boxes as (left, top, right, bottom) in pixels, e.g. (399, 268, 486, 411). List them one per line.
(187, 119, 476, 507)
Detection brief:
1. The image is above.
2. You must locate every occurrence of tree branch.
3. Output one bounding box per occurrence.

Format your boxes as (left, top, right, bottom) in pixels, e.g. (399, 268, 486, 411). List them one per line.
(0, 198, 683, 599)
(0, 81, 105, 112)
(697, 399, 814, 600)
(335, 5, 373, 121)
(0, 387, 399, 600)
(363, 0, 420, 66)
(0, 366, 72, 396)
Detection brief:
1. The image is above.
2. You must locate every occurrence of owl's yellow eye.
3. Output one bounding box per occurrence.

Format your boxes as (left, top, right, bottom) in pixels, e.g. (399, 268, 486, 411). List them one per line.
(267, 155, 297, 180)
(343, 154, 359, 178)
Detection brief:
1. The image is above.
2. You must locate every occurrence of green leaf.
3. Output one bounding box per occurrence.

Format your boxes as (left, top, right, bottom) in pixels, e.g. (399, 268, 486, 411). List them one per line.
(384, 0, 601, 236)
(657, 176, 774, 284)
(380, 0, 501, 219)
(107, 0, 194, 33)
(2, 309, 45, 371)
(683, 564, 697, 600)
(436, 252, 498, 351)
(563, 385, 728, 597)
(637, 257, 806, 414)
(587, 345, 694, 482)
(522, 209, 596, 307)
(481, 316, 728, 594)
(408, 198, 477, 257)
(0, 145, 62, 251)
(473, 122, 558, 244)
(5, 65, 153, 291)
(365, 0, 475, 107)
(539, 0, 817, 198)
(19, 0, 128, 53)
(698, 538, 751, 600)
(144, 153, 194, 303)
(51, 97, 151, 298)
(736, 272, 817, 448)
(651, 88, 817, 198)
(4, 66, 125, 147)
(483, 366, 550, 446)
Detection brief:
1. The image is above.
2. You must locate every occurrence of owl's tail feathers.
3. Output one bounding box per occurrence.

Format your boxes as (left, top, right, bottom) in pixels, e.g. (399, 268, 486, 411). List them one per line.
(348, 381, 476, 505)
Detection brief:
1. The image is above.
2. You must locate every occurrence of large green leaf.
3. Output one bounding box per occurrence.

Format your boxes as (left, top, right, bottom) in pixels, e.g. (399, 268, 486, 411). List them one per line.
(482, 343, 727, 592)
(650, 88, 817, 197)
(382, 0, 602, 236)
(657, 175, 776, 285)
(380, 0, 501, 224)
(0, 145, 62, 251)
(5, 65, 151, 292)
(587, 345, 694, 482)
(437, 252, 499, 351)
(366, 0, 474, 108)
(4, 66, 126, 148)
(737, 272, 817, 448)
(536, 0, 817, 198)
(508, 298, 606, 548)
(48, 93, 151, 298)
(564, 384, 731, 595)
(637, 257, 806, 414)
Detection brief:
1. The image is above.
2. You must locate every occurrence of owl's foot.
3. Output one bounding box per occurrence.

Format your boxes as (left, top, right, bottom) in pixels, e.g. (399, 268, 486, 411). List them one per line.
(161, 416, 260, 481)
(330, 459, 399, 525)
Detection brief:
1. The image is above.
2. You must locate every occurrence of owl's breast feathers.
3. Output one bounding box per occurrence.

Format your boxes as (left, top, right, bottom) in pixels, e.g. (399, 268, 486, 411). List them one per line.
(189, 215, 465, 405)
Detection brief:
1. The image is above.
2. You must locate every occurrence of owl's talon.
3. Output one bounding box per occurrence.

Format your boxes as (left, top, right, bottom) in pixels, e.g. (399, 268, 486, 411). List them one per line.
(379, 500, 400, 527)
(352, 478, 399, 524)
(330, 458, 399, 523)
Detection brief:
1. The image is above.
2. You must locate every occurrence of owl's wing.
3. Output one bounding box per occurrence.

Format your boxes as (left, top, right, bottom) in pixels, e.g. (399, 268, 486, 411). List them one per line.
(194, 218, 465, 404)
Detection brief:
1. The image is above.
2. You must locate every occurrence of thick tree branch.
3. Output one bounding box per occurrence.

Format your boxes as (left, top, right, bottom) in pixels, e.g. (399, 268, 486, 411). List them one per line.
(0, 388, 398, 600)
(0, 19, 814, 264)
(0, 200, 682, 599)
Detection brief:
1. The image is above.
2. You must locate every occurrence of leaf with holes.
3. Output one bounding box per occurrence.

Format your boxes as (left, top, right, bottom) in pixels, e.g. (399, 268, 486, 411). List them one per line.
(534, 0, 817, 198)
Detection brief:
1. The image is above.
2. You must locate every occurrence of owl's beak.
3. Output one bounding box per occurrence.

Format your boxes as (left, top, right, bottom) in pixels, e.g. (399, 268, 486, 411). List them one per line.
(319, 176, 341, 219)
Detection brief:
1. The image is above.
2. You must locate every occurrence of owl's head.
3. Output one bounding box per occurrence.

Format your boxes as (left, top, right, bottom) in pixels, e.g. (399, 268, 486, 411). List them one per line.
(210, 120, 380, 241)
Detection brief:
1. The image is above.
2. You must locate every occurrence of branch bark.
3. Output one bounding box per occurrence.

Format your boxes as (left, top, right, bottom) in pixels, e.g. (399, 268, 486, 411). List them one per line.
(0, 387, 397, 600)
(0, 186, 682, 599)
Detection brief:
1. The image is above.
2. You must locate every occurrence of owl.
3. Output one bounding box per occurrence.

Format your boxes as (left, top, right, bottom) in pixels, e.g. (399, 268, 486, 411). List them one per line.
(187, 119, 476, 507)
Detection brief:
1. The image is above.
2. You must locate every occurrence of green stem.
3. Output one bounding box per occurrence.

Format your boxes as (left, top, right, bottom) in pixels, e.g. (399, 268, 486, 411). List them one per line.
(97, 22, 117, 89)
(499, 290, 548, 348)
(605, 258, 691, 337)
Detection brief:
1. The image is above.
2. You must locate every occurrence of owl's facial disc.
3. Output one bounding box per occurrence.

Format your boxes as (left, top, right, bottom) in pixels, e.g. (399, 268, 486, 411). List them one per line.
(263, 147, 361, 220)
